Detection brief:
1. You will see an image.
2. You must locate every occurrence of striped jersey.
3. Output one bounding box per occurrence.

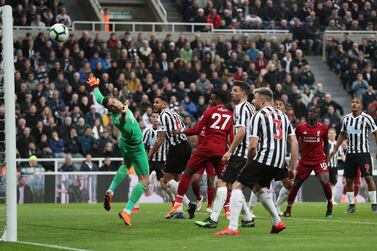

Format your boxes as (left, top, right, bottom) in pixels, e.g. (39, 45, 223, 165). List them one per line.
(249, 106, 294, 169)
(341, 112, 377, 153)
(233, 101, 256, 159)
(158, 108, 187, 146)
(143, 126, 168, 162)
(328, 140, 343, 168)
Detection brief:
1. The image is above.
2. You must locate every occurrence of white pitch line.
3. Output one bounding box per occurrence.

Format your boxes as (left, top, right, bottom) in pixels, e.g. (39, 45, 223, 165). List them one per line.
(256, 216, 377, 225)
(17, 241, 93, 251)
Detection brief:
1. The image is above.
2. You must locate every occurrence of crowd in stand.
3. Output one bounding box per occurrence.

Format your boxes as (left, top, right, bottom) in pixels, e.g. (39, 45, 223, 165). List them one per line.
(180, 0, 377, 54)
(326, 33, 377, 122)
(6, 0, 72, 27)
(10, 29, 350, 173)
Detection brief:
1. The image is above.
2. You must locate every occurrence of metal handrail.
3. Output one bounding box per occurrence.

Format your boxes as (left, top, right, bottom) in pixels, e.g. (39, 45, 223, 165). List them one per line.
(151, 0, 167, 23)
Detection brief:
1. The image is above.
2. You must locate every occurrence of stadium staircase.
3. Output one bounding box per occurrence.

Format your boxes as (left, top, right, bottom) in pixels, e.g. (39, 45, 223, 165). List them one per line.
(64, 0, 100, 21)
(160, 0, 183, 22)
(307, 56, 377, 152)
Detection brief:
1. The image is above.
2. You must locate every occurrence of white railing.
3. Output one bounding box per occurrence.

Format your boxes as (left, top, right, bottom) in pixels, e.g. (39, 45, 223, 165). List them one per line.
(150, 0, 167, 23)
(322, 30, 377, 61)
(15, 156, 372, 176)
(71, 21, 213, 33)
(213, 29, 290, 34)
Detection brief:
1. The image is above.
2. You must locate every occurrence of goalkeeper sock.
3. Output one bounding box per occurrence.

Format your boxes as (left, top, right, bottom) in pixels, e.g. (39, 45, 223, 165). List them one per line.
(109, 165, 128, 194)
(125, 182, 147, 214)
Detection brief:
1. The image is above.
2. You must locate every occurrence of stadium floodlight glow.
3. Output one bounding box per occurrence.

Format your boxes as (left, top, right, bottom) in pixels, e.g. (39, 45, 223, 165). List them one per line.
(0, 5, 17, 242)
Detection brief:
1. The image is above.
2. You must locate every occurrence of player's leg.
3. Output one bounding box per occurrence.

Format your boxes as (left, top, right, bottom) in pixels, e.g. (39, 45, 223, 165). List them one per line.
(275, 177, 293, 215)
(119, 145, 150, 226)
(359, 154, 377, 213)
(329, 167, 338, 205)
(344, 155, 357, 213)
(248, 191, 258, 215)
(317, 170, 333, 217)
(191, 171, 203, 211)
(284, 163, 310, 217)
(206, 172, 216, 212)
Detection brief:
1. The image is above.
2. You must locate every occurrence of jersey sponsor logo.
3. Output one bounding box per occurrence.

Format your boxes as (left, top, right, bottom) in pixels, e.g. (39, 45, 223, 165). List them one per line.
(347, 127, 361, 134)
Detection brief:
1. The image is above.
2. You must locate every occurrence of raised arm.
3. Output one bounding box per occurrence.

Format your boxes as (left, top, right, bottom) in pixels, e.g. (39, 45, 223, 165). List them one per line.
(87, 77, 105, 105)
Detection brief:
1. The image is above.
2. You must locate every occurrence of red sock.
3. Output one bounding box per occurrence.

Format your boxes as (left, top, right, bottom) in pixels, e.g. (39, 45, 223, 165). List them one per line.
(322, 182, 333, 208)
(192, 181, 201, 201)
(175, 173, 191, 204)
(343, 184, 346, 195)
(354, 186, 359, 197)
(286, 184, 300, 212)
(207, 187, 215, 207)
(224, 191, 231, 212)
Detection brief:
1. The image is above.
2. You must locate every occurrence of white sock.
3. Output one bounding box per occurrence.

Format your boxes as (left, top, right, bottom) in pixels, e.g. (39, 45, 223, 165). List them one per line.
(210, 187, 227, 222)
(257, 188, 281, 226)
(106, 189, 114, 196)
(166, 179, 178, 195)
(134, 201, 139, 209)
(346, 192, 355, 204)
(248, 191, 258, 210)
(182, 194, 191, 208)
(275, 187, 288, 208)
(229, 189, 244, 230)
(331, 186, 336, 203)
(369, 191, 377, 204)
(242, 197, 253, 221)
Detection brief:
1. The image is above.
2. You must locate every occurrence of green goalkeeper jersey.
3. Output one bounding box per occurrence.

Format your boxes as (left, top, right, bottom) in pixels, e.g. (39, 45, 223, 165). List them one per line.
(93, 88, 142, 145)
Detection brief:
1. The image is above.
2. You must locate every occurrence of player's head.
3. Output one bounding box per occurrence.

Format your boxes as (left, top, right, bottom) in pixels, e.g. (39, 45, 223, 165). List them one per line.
(308, 106, 320, 122)
(351, 97, 362, 112)
(274, 98, 286, 113)
(252, 87, 273, 110)
(328, 128, 337, 141)
(231, 81, 250, 104)
(103, 96, 123, 113)
(150, 112, 160, 127)
(153, 95, 168, 113)
(209, 89, 228, 106)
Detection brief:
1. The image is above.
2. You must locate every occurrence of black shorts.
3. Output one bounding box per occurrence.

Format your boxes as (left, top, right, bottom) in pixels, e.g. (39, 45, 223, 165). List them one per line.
(237, 160, 281, 189)
(149, 161, 165, 180)
(344, 153, 373, 178)
(222, 155, 246, 184)
(164, 141, 191, 174)
(274, 167, 288, 181)
(329, 167, 338, 185)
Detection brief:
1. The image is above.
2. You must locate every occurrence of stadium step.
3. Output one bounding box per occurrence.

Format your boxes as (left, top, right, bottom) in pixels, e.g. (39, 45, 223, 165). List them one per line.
(306, 56, 377, 153)
(160, 0, 184, 22)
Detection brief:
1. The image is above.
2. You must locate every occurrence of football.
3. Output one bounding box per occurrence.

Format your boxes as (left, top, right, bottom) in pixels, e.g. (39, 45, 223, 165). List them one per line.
(49, 23, 69, 42)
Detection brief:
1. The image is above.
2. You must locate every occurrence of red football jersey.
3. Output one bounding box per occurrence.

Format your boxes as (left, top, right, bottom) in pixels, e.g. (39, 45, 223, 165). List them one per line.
(185, 105, 233, 154)
(295, 122, 328, 165)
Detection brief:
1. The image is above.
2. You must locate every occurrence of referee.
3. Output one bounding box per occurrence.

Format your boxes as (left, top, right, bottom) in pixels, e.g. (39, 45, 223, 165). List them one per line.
(330, 97, 377, 214)
(216, 88, 298, 236)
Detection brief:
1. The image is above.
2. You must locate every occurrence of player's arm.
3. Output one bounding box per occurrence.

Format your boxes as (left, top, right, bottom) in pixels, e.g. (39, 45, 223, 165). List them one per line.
(222, 126, 245, 161)
(247, 137, 258, 165)
(288, 133, 299, 179)
(119, 100, 129, 124)
(330, 131, 346, 159)
(87, 77, 104, 104)
(180, 111, 208, 136)
(323, 127, 329, 163)
(373, 130, 377, 159)
(148, 131, 165, 159)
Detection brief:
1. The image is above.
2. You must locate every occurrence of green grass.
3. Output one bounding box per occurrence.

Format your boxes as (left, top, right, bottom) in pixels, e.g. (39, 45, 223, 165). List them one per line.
(1, 203, 377, 250)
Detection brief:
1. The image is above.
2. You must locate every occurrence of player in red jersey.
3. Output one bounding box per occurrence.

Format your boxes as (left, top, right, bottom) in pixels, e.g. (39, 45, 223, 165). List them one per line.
(283, 106, 333, 218)
(165, 90, 234, 219)
(191, 127, 216, 212)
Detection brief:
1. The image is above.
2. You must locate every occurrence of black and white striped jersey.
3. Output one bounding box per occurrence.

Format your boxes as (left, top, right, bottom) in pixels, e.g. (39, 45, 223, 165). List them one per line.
(233, 101, 256, 159)
(158, 108, 187, 146)
(143, 126, 168, 162)
(249, 106, 294, 169)
(341, 112, 377, 154)
(328, 140, 344, 168)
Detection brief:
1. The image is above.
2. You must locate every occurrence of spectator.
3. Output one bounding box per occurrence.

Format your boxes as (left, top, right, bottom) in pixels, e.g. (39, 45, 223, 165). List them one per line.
(80, 127, 96, 155)
(99, 157, 116, 171)
(320, 94, 344, 117)
(60, 153, 76, 172)
(20, 155, 45, 174)
(48, 131, 65, 158)
(181, 95, 197, 121)
(352, 73, 369, 99)
(80, 153, 98, 171)
(180, 42, 193, 63)
(363, 85, 376, 108)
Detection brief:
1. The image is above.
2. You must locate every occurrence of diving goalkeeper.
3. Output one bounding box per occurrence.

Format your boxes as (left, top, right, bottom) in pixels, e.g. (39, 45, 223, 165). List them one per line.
(87, 76, 150, 227)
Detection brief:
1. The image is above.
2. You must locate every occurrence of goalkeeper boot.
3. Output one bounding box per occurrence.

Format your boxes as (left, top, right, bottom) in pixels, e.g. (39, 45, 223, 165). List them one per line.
(103, 191, 113, 211)
(195, 217, 218, 228)
(118, 210, 131, 226)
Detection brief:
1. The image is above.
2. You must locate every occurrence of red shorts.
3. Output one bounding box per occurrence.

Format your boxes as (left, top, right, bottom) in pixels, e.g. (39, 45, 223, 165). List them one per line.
(196, 162, 216, 176)
(296, 160, 329, 180)
(187, 148, 225, 178)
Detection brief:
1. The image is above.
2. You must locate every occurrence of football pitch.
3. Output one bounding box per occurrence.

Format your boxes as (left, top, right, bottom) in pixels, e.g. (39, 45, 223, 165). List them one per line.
(1, 202, 377, 251)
